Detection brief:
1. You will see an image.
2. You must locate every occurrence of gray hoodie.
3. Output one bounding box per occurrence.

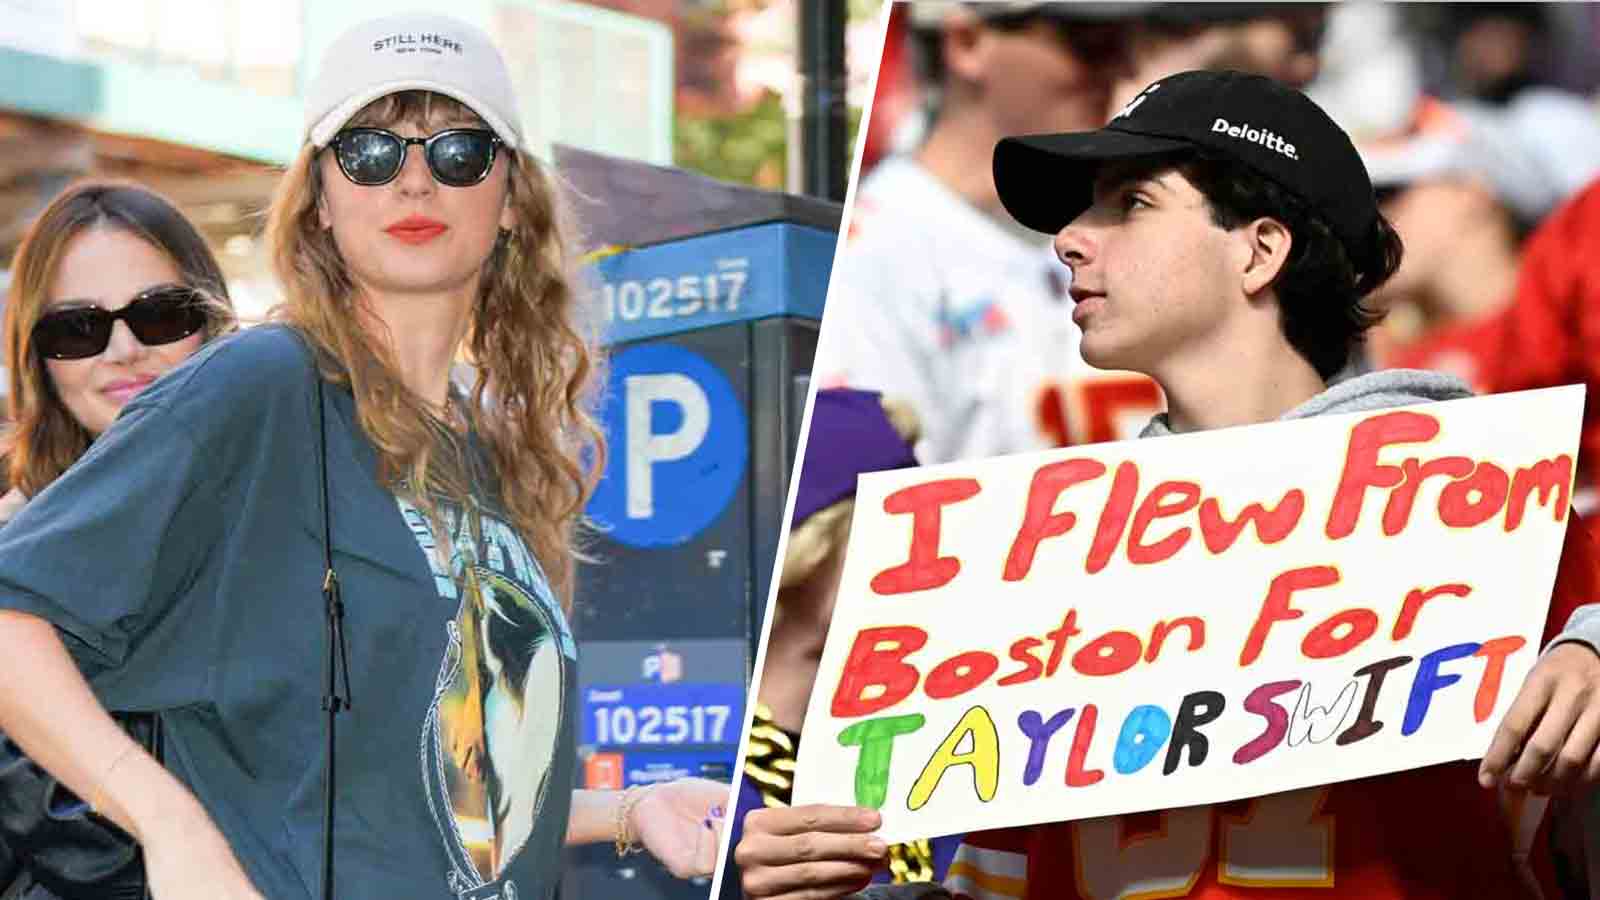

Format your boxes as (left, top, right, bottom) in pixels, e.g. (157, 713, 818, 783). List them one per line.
(1142, 368, 1600, 655)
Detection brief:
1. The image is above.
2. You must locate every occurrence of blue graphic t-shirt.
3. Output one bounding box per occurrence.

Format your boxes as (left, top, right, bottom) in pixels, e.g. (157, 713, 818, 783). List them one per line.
(0, 325, 576, 900)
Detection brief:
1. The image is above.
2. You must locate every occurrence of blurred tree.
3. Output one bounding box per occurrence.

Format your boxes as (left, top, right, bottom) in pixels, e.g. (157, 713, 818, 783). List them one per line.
(675, 90, 788, 188)
(674, 90, 862, 191)
(848, 0, 879, 24)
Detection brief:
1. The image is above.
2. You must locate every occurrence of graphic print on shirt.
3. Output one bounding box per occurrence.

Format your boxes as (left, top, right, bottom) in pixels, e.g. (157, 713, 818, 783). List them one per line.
(400, 497, 577, 899)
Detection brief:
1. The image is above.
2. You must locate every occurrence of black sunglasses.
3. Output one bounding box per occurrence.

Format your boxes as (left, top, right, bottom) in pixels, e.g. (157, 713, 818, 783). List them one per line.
(33, 285, 207, 361)
(328, 127, 504, 188)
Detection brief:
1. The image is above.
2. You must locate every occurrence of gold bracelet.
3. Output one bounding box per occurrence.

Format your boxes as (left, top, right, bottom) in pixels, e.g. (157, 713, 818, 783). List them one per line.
(89, 742, 139, 815)
(614, 785, 651, 857)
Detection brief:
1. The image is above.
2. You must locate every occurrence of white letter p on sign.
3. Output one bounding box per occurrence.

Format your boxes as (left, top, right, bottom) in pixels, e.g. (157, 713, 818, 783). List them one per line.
(625, 373, 711, 520)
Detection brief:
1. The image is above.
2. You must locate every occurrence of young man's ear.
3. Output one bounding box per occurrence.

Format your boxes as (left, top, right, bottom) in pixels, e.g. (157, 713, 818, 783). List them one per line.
(1240, 217, 1293, 297)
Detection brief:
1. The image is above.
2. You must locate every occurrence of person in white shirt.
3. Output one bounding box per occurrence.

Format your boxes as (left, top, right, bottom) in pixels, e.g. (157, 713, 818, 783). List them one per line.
(815, 2, 1163, 464)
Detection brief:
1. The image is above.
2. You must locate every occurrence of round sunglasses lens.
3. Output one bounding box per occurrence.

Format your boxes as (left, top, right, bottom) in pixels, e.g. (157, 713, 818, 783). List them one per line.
(124, 288, 206, 345)
(337, 131, 403, 184)
(428, 132, 493, 185)
(34, 309, 110, 360)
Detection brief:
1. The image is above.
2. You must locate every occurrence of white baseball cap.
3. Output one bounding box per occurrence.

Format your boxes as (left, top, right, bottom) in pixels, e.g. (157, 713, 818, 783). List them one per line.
(303, 12, 524, 151)
(1361, 93, 1600, 223)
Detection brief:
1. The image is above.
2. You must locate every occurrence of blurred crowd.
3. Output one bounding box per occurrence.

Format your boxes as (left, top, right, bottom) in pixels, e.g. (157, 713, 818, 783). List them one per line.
(824, 1, 1600, 503)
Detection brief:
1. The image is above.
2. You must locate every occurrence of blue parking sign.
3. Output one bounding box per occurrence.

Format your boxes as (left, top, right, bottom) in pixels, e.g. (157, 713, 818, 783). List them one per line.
(587, 343, 748, 547)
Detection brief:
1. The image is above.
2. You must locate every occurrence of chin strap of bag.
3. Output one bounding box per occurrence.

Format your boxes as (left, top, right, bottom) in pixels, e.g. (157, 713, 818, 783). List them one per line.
(315, 374, 352, 900)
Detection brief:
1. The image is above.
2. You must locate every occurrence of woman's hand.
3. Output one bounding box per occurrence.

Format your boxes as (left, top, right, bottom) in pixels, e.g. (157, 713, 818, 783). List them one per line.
(734, 804, 888, 900)
(629, 777, 731, 878)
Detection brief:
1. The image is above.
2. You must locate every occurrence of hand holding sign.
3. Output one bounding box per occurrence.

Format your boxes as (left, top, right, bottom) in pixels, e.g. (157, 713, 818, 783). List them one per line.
(733, 804, 887, 900)
(1481, 640, 1600, 793)
(793, 387, 1586, 845)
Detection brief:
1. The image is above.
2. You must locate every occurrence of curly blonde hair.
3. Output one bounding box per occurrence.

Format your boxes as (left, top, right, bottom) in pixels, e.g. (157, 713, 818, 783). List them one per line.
(3, 180, 236, 498)
(264, 91, 604, 610)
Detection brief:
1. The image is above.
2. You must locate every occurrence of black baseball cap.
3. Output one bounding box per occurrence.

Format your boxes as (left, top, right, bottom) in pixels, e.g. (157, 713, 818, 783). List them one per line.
(993, 69, 1379, 274)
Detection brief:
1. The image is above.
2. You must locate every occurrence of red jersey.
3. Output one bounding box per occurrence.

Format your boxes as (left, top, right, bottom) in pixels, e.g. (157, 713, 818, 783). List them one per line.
(1493, 177, 1600, 490)
(942, 516, 1599, 900)
(1384, 311, 1507, 396)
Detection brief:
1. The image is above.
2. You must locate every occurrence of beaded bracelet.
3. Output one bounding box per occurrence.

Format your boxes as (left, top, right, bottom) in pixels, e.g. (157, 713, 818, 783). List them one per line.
(614, 785, 651, 857)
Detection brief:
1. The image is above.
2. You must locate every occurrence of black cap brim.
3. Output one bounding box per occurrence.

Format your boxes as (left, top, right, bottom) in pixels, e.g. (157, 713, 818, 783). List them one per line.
(994, 130, 1195, 235)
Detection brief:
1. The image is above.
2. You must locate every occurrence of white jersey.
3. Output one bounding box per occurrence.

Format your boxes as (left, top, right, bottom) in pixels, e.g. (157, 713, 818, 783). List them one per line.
(814, 156, 1161, 463)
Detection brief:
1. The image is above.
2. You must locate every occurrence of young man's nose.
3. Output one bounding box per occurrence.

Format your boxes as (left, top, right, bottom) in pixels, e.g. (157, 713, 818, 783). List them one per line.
(1054, 221, 1097, 268)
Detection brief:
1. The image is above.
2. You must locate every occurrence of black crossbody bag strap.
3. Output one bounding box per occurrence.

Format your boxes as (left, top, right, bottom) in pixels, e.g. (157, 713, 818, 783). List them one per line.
(314, 370, 353, 900)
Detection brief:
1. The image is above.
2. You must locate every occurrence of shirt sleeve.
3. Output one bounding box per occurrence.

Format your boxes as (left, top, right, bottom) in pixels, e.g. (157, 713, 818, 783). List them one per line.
(0, 413, 218, 674)
(812, 246, 948, 452)
(942, 828, 1030, 900)
(1543, 511, 1600, 655)
(0, 326, 314, 679)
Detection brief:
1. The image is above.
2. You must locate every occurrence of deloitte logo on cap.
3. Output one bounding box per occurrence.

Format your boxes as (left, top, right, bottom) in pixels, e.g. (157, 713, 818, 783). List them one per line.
(1211, 117, 1298, 160)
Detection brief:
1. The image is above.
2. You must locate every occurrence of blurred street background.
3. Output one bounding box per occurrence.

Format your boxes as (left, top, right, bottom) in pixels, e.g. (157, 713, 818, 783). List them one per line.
(0, 0, 884, 320)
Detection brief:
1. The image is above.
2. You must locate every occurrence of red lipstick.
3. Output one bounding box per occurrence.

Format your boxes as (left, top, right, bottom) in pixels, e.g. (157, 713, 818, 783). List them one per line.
(385, 215, 449, 245)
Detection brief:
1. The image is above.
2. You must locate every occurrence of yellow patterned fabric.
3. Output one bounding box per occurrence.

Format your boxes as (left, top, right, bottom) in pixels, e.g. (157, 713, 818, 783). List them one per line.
(744, 705, 798, 808)
(743, 704, 935, 883)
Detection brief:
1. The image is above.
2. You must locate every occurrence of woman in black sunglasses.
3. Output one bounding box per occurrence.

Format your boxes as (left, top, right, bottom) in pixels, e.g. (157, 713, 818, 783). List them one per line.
(1, 178, 234, 520)
(2, 182, 234, 505)
(0, 12, 724, 900)
(0, 179, 235, 899)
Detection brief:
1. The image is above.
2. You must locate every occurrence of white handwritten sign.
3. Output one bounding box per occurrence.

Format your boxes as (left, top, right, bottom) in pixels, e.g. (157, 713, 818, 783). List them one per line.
(792, 387, 1582, 844)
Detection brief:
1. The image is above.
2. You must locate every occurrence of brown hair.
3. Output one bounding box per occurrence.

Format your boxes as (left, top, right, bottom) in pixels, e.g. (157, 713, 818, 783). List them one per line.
(264, 91, 604, 610)
(2, 179, 236, 497)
